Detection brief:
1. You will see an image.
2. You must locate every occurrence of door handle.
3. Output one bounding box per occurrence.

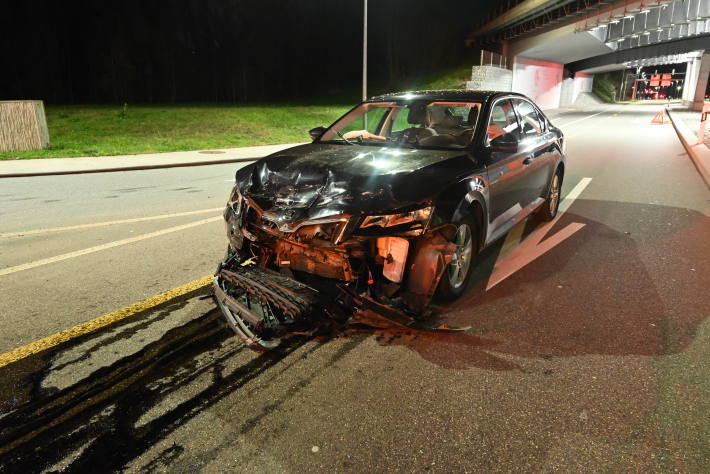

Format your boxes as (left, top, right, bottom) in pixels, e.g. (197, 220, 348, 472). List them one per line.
(523, 156, 533, 165)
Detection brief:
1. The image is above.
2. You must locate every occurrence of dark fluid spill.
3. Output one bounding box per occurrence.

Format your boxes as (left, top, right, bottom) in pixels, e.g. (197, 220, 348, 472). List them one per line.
(0, 289, 296, 472)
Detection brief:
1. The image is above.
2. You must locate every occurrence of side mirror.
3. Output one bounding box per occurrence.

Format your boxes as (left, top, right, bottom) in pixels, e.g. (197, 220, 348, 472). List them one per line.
(308, 126, 327, 141)
(488, 134, 518, 153)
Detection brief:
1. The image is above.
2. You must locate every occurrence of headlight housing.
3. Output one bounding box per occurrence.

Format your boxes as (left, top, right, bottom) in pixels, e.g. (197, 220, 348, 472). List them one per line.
(359, 205, 433, 235)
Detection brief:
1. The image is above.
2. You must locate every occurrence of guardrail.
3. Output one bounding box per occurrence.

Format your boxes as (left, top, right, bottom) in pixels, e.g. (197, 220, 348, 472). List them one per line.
(479, 50, 509, 70)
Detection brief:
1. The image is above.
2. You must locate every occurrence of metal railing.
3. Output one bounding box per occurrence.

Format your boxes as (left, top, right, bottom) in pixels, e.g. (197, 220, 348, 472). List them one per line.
(479, 50, 509, 69)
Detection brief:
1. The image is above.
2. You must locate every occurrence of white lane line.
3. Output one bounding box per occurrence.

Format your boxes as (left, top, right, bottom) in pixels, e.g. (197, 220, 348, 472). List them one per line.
(486, 177, 593, 290)
(0, 208, 222, 238)
(554, 110, 608, 129)
(558, 177, 592, 214)
(0, 216, 221, 277)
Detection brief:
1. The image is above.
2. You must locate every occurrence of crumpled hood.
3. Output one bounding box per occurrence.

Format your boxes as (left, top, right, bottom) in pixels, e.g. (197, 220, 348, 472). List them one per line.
(236, 143, 475, 222)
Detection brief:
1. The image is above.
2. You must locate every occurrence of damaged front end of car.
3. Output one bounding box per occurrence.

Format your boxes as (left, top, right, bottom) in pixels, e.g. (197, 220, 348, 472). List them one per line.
(213, 158, 465, 350)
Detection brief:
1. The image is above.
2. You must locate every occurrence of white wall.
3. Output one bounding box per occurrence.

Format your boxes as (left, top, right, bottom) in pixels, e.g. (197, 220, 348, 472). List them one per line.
(572, 73, 594, 103)
(511, 56, 564, 109)
(560, 77, 575, 107)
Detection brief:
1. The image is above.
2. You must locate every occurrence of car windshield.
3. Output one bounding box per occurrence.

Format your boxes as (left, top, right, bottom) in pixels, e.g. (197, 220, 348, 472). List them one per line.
(319, 100, 482, 150)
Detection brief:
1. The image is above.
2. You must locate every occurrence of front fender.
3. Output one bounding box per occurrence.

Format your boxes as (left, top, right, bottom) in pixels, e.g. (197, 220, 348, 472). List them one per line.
(434, 174, 490, 250)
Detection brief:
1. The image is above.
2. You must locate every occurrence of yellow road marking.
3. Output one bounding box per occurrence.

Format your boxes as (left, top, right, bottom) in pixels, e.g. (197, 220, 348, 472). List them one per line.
(0, 207, 222, 238)
(0, 275, 213, 368)
(0, 216, 221, 277)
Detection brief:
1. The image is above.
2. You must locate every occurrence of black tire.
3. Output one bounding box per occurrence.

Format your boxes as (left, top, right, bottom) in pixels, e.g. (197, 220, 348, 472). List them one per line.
(537, 168, 562, 222)
(437, 215, 479, 302)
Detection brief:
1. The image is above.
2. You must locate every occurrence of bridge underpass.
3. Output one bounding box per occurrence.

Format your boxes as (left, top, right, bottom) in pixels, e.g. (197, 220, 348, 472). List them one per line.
(468, 0, 710, 110)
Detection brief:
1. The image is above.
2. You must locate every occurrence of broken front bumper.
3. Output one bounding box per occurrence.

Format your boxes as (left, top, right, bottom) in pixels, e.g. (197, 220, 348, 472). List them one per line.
(213, 264, 321, 350)
(213, 256, 469, 351)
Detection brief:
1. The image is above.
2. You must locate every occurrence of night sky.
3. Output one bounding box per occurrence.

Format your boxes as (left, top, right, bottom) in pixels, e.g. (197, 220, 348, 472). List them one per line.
(1, 0, 499, 104)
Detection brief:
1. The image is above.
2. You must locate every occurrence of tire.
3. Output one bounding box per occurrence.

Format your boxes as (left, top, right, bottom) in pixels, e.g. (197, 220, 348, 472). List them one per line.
(537, 168, 562, 221)
(437, 215, 479, 302)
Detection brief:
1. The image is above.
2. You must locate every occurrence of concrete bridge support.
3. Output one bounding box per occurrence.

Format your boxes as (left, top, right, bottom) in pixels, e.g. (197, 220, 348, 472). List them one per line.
(683, 51, 710, 111)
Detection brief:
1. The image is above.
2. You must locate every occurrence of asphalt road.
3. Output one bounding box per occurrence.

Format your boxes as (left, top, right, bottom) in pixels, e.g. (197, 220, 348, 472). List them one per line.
(0, 103, 708, 472)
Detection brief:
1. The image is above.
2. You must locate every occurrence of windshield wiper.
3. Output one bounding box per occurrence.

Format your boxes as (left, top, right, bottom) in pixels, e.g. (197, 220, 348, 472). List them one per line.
(336, 130, 357, 146)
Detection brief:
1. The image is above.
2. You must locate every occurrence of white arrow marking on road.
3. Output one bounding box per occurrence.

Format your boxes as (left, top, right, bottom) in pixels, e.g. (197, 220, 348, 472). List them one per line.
(486, 177, 592, 290)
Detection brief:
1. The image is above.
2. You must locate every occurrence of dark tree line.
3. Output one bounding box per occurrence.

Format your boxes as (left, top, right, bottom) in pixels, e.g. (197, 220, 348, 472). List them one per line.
(0, 0, 495, 104)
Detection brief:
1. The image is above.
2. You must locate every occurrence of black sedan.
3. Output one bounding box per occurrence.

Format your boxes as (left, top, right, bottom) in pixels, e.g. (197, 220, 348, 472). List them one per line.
(214, 90, 565, 350)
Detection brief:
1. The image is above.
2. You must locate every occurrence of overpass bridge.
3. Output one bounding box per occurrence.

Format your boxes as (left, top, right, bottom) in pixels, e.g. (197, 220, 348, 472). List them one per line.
(468, 0, 710, 110)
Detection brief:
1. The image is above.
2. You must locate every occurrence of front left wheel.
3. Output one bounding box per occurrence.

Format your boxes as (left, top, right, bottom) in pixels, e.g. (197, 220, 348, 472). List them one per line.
(437, 216, 479, 302)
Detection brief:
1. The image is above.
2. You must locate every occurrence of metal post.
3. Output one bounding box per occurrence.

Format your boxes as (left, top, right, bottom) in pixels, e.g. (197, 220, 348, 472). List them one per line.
(699, 103, 709, 143)
(362, 0, 368, 102)
(632, 66, 641, 100)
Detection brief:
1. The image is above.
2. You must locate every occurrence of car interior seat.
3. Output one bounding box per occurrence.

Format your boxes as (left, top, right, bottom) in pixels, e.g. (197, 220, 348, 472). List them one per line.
(406, 103, 436, 139)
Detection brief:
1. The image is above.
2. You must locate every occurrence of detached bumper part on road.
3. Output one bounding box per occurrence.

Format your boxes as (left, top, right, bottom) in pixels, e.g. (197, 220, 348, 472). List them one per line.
(213, 265, 321, 350)
(213, 260, 468, 351)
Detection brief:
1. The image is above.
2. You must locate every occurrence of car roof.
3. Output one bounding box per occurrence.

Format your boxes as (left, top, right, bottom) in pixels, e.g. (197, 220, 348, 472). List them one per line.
(367, 89, 531, 105)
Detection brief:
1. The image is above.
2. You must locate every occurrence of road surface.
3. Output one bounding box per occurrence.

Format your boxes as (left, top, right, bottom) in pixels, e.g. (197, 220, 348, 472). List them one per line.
(0, 103, 707, 472)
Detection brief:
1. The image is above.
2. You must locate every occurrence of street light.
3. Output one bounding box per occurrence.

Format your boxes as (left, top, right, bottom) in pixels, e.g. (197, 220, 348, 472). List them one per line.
(363, 0, 368, 102)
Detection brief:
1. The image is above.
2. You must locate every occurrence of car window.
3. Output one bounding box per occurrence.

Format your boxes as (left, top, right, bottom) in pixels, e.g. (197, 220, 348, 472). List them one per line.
(319, 100, 482, 150)
(487, 99, 519, 143)
(512, 99, 543, 137)
(338, 105, 389, 137)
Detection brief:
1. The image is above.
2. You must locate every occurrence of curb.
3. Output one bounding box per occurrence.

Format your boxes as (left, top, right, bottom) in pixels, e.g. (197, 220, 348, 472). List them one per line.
(666, 108, 710, 189)
(0, 156, 259, 178)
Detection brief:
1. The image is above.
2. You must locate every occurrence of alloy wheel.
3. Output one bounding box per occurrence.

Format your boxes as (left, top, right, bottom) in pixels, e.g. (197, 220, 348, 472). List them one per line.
(448, 223, 474, 289)
(549, 174, 560, 215)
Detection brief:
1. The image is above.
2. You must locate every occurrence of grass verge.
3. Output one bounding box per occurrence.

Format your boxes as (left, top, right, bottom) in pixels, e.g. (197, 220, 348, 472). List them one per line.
(0, 103, 351, 160)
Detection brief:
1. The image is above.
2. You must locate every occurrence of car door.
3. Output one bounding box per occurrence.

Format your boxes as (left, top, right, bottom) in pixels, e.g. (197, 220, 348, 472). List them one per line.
(481, 98, 533, 240)
(511, 98, 557, 206)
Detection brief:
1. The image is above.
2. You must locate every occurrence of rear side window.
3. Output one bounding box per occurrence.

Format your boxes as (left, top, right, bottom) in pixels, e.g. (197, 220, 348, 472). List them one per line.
(487, 99, 519, 143)
(512, 99, 543, 137)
